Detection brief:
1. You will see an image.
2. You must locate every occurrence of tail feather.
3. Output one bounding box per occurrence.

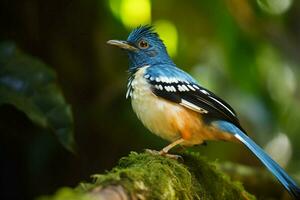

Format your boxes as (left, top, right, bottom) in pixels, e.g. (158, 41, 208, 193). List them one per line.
(215, 121, 300, 199)
(293, 187, 300, 199)
(235, 132, 300, 199)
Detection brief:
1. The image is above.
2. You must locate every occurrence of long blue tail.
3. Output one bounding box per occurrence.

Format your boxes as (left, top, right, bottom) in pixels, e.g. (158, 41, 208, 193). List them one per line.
(215, 121, 300, 199)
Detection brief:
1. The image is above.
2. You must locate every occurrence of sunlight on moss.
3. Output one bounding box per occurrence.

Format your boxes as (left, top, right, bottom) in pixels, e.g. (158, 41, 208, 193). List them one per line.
(120, 0, 151, 29)
(154, 20, 178, 57)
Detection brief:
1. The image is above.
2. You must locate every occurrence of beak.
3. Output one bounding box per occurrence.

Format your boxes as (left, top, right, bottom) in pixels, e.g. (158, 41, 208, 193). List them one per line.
(107, 40, 138, 51)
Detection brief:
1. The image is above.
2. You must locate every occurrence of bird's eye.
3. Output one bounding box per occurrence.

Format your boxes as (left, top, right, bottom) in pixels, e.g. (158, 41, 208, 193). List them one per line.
(138, 40, 149, 49)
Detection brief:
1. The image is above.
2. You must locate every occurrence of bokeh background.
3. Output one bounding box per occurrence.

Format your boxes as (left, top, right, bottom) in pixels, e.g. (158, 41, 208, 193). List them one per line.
(1, 0, 300, 199)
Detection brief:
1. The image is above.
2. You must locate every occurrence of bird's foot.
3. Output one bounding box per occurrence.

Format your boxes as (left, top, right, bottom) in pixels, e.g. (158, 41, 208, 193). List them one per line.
(145, 149, 183, 160)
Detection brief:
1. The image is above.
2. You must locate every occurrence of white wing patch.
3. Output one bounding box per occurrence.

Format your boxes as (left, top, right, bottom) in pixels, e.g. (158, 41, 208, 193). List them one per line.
(142, 71, 237, 118)
(180, 99, 208, 114)
(144, 74, 187, 84)
(200, 89, 209, 95)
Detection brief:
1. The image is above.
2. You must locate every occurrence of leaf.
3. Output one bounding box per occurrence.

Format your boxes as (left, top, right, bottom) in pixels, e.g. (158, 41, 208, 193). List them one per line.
(0, 41, 75, 152)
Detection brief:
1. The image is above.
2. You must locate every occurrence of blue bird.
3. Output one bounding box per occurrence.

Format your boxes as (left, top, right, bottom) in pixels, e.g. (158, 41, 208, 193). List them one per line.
(107, 25, 300, 199)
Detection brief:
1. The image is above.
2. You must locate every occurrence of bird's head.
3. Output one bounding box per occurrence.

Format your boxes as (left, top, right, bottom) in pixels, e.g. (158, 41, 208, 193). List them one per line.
(107, 25, 173, 72)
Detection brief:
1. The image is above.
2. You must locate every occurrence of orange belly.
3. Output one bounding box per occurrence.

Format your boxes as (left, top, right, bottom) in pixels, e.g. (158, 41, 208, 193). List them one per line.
(168, 102, 238, 145)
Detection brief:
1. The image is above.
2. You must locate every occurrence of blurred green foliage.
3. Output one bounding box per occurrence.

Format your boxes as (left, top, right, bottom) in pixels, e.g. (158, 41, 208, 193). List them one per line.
(0, 0, 300, 199)
(0, 42, 75, 152)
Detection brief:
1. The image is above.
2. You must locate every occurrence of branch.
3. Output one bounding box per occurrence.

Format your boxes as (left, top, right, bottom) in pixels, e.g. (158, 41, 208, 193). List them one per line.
(38, 152, 255, 200)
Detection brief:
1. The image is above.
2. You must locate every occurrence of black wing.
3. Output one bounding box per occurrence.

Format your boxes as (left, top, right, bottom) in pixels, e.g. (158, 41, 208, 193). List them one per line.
(146, 77, 245, 132)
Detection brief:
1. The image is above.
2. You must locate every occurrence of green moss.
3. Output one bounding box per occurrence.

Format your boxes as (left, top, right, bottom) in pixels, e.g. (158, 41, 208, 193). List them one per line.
(85, 152, 194, 199)
(182, 151, 255, 200)
(37, 187, 92, 200)
(77, 151, 255, 200)
(39, 151, 255, 200)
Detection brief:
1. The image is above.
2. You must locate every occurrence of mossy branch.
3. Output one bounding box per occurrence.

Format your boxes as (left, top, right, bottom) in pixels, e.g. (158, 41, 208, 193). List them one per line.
(38, 151, 256, 200)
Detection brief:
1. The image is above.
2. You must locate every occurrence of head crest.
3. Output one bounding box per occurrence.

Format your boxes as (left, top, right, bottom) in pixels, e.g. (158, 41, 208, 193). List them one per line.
(127, 25, 160, 42)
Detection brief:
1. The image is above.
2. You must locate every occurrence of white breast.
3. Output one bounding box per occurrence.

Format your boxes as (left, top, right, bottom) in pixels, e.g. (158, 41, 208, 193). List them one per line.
(130, 66, 181, 142)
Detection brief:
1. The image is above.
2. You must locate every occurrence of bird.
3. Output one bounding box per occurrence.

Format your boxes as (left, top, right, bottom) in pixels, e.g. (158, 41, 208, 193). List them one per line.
(107, 25, 300, 199)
